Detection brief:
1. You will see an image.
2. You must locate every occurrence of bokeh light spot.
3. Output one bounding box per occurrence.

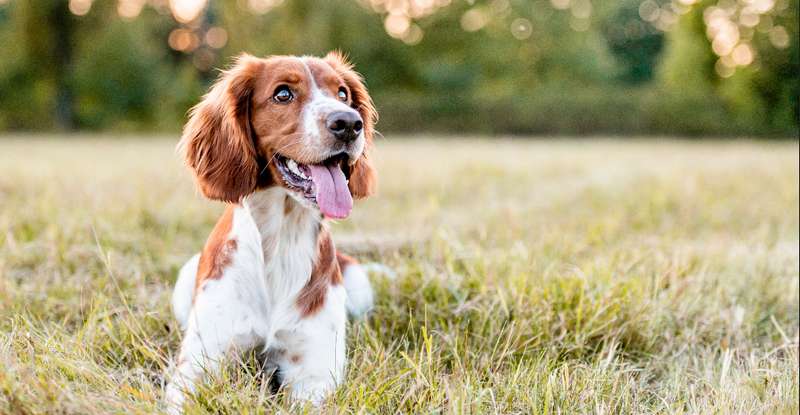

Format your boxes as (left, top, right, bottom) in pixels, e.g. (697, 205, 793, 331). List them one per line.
(169, 0, 207, 23)
(385, 13, 411, 39)
(490, 0, 511, 17)
(731, 43, 754, 66)
(715, 58, 735, 77)
(168, 28, 199, 52)
(639, 0, 660, 22)
(403, 24, 424, 45)
(69, 0, 93, 16)
(655, 9, 677, 31)
(769, 25, 790, 48)
(205, 27, 228, 49)
(739, 11, 760, 27)
(248, 0, 284, 15)
(118, 0, 145, 19)
(461, 8, 489, 32)
(712, 37, 735, 56)
(570, 0, 592, 19)
(510, 18, 533, 40)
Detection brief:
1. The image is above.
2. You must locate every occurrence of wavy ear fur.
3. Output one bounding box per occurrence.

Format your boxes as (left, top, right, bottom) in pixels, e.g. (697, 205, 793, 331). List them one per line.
(325, 51, 377, 199)
(179, 54, 264, 203)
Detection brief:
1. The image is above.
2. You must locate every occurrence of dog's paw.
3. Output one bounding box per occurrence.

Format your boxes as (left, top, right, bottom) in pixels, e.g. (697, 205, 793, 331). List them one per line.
(342, 263, 374, 318)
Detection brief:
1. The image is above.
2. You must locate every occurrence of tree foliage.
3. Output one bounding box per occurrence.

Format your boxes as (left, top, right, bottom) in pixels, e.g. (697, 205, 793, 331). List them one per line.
(0, 0, 795, 136)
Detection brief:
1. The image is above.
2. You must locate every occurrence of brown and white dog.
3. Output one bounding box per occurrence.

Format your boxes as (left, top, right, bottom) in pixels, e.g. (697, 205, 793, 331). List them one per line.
(166, 52, 377, 412)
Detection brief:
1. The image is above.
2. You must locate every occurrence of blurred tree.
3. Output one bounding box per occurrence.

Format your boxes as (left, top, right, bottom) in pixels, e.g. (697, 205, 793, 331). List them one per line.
(656, 0, 798, 135)
(73, 17, 163, 128)
(601, 0, 664, 84)
(0, 0, 78, 129)
(723, 0, 799, 132)
(0, 0, 795, 136)
(657, 0, 716, 93)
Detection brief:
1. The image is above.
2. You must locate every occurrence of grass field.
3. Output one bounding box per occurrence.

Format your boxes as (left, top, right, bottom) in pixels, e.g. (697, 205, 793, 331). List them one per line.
(0, 136, 797, 414)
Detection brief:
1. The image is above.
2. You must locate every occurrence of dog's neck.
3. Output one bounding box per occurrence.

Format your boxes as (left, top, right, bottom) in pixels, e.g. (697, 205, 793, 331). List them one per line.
(242, 188, 321, 288)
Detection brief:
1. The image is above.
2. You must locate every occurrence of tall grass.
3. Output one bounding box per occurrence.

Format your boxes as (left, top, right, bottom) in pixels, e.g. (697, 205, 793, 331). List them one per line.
(0, 136, 797, 414)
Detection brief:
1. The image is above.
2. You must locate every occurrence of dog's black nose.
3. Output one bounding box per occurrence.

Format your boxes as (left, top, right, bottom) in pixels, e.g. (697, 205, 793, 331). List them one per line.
(327, 111, 363, 142)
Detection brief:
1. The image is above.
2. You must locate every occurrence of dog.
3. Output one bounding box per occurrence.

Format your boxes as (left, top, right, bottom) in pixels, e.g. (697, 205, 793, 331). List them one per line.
(165, 52, 377, 412)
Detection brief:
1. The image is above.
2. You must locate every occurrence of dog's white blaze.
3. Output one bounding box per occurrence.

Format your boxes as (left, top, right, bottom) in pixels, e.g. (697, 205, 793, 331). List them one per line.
(299, 57, 365, 158)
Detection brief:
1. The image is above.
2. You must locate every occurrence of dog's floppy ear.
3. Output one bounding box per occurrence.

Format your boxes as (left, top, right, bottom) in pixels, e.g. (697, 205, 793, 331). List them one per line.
(347, 150, 376, 199)
(179, 54, 264, 203)
(324, 51, 377, 199)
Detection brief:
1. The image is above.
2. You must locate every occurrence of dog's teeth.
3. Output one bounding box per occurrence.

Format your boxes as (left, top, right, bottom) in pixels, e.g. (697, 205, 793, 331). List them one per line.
(287, 159, 304, 177)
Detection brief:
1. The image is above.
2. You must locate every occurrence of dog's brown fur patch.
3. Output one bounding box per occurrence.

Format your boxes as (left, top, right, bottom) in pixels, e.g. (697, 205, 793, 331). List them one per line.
(297, 228, 342, 317)
(195, 205, 237, 294)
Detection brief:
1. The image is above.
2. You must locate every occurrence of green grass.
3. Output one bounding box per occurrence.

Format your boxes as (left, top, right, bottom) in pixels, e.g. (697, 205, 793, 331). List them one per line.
(0, 136, 797, 414)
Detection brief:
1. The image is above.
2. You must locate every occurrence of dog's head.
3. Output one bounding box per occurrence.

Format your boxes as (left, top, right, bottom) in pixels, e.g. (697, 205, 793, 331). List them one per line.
(179, 52, 377, 219)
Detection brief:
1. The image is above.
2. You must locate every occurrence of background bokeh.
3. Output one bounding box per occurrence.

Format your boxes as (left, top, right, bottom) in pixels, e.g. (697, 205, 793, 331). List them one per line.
(0, 0, 796, 137)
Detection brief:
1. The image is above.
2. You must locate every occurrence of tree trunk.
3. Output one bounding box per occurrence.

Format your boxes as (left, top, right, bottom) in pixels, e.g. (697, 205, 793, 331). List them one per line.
(50, 0, 74, 130)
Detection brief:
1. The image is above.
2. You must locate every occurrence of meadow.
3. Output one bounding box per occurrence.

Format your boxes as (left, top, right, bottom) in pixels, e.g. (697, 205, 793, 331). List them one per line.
(0, 136, 797, 414)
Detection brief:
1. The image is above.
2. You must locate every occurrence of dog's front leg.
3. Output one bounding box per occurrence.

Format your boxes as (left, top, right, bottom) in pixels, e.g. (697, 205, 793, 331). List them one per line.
(165, 283, 261, 414)
(273, 285, 348, 405)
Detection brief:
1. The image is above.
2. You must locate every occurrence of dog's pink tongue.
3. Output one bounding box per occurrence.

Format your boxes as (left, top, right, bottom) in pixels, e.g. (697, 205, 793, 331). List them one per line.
(308, 162, 353, 219)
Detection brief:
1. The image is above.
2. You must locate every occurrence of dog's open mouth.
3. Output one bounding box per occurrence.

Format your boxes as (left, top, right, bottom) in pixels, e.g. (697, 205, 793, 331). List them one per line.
(275, 153, 353, 219)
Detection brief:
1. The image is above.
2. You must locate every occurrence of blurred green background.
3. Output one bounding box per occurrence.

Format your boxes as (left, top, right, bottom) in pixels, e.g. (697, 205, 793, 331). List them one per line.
(0, 0, 796, 137)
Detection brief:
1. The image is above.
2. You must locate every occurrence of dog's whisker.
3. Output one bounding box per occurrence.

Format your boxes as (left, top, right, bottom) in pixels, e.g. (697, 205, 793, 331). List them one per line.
(261, 139, 303, 176)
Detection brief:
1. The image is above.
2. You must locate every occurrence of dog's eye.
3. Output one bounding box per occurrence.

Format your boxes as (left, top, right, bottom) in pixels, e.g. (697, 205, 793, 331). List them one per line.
(273, 86, 293, 103)
(337, 87, 348, 102)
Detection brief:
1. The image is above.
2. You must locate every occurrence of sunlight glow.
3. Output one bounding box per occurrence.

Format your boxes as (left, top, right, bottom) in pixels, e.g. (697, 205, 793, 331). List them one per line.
(639, 0, 660, 22)
(769, 25, 790, 48)
(715, 58, 735, 77)
(168, 28, 200, 52)
(681, 0, 784, 77)
(118, 0, 146, 19)
(384, 12, 411, 38)
(731, 43, 754, 65)
(403, 23, 424, 44)
(363, 0, 452, 43)
(247, 0, 284, 14)
(55, 0, 796, 64)
(205, 27, 228, 49)
(169, 0, 207, 23)
(510, 18, 533, 40)
(461, 8, 489, 32)
(69, 0, 93, 16)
